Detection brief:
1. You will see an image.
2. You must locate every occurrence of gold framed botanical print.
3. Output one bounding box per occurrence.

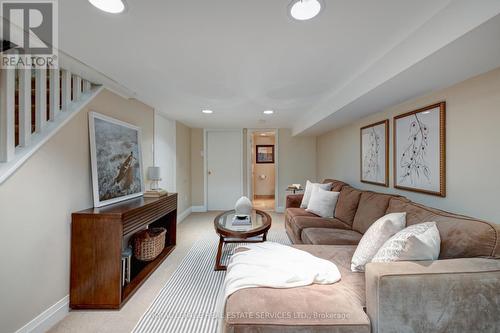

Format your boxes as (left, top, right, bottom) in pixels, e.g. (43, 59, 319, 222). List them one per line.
(360, 119, 389, 187)
(393, 102, 446, 197)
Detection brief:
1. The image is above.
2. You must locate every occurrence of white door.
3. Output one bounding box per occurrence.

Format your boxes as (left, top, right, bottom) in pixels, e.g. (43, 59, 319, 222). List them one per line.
(207, 130, 243, 210)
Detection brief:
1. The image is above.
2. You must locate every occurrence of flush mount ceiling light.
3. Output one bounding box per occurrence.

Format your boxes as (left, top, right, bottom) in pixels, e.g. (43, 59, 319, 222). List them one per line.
(202, 109, 213, 114)
(263, 110, 274, 115)
(88, 0, 126, 14)
(289, 0, 323, 21)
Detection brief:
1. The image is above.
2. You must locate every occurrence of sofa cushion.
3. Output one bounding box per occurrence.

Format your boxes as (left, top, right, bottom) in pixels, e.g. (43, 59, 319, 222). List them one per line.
(301, 181, 333, 208)
(306, 188, 340, 218)
(224, 245, 369, 333)
(386, 197, 500, 259)
(323, 179, 349, 192)
(352, 191, 395, 234)
(351, 212, 407, 272)
(288, 216, 351, 244)
(302, 228, 363, 245)
(286, 207, 319, 220)
(286, 194, 304, 209)
(365, 258, 500, 333)
(285, 208, 321, 244)
(334, 187, 363, 226)
(372, 222, 441, 263)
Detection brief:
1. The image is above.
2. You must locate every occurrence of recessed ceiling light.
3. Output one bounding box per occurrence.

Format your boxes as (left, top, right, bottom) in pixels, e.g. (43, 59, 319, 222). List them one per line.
(289, 0, 322, 21)
(88, 0, 126, 14)
(260, 133, 267, 136)
(202, 109, 213, 114)
(263, 110, 274, 115)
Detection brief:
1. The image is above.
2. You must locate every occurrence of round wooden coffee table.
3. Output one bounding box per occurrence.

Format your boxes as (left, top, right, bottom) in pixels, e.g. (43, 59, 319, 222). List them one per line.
(213, 209, 272, 271)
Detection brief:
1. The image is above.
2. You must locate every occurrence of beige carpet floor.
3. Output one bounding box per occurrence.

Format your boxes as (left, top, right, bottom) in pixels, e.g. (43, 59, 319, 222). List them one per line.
(49, 211, 285, 333)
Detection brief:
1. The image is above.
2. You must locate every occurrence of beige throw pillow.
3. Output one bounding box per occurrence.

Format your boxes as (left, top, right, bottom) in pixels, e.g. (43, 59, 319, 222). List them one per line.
(300, 180, 332, 208)
(351, 212, 406, 272)
(306, 188, 340, 218)
(372, 222, 441, 263)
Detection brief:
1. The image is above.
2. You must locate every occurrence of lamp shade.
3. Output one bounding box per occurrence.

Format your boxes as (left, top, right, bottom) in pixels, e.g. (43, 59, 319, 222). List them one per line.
(148, 166, 161, 181)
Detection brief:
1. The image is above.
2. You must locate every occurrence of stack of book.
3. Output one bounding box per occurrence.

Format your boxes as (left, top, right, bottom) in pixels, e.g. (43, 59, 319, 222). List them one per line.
(121, 247, 132, 286)
(232, 215, 252, 230)
(143, 189, 168, 198)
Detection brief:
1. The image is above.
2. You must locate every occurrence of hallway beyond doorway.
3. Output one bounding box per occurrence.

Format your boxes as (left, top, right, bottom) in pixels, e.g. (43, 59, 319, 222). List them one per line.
(253, 195, 275, 211)
(250, 130, 276, 211)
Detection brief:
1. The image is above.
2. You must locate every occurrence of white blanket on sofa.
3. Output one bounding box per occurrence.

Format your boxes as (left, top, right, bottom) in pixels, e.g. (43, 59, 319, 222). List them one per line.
(215, 242, 341, 331)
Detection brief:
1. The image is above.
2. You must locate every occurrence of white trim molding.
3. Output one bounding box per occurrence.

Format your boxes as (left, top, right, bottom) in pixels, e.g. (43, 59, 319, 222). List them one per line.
(276, 206, 285, 213)
(177, 205, 208, 223)
(15, 295, 69, 333)
(245, 128, 279, 212)
(177, 207, 192, 223)
(153, 112, 176, 193)
(191, 205, 206, 213)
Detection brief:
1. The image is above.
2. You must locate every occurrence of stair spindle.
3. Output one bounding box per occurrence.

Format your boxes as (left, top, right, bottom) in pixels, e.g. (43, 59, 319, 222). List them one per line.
(0, 68, 16, 162)
(35, 68, 47, 132)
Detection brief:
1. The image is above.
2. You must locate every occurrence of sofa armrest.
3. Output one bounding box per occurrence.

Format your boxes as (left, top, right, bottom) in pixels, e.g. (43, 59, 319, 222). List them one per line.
(365, 258, 500, 333)
(286, 194, 303, 209)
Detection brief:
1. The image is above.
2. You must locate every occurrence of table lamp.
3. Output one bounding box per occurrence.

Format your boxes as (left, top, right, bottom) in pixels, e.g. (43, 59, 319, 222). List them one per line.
(148, 166, 161, 191)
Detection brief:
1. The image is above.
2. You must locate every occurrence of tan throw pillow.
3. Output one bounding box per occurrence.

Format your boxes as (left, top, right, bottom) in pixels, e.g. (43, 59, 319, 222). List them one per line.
(372, 222, 441, 263)
(306, 188, 340, 218)
(300, 180, 332, 208)
(351, 212, 406, 272)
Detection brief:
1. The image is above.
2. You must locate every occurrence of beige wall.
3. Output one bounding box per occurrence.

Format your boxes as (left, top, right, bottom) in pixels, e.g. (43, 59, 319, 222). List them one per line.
(277, 129, 317, 209)
(190, 128, 204, 207)
(253, 135, 276, 196)
(317, 67, 500, 223)
(0, 89, 154, 333)
(175, 122, 192, 214)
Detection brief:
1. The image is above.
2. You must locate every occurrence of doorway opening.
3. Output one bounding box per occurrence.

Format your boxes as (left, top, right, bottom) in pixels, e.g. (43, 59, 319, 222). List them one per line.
(250, 130, 276, 211)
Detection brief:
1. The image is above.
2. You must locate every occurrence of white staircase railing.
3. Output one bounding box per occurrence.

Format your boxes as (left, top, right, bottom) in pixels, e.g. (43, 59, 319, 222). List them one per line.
(0, 65, 103, 184)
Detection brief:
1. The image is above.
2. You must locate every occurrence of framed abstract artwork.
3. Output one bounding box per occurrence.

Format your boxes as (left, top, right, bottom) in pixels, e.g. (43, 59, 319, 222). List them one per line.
(89, 112, 144, 207)
(360, 119, 389, 187)
(394, 102, 446, 197)
(256, 145, 275, 163)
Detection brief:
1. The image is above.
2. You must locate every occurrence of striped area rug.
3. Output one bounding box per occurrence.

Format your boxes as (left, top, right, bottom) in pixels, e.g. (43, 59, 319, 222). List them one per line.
(133, 230, 291, 333)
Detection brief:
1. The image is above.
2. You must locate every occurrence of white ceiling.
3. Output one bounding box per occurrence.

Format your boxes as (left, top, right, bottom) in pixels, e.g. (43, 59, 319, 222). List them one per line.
(58, 1, 500, 134)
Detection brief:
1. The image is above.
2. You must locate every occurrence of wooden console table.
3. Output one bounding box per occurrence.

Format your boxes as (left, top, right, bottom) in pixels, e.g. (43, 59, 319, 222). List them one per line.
(70, 193, 177, 309)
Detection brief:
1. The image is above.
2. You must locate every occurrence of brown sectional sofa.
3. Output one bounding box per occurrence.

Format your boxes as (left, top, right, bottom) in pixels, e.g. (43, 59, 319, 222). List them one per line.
(223, 179, 500, 333)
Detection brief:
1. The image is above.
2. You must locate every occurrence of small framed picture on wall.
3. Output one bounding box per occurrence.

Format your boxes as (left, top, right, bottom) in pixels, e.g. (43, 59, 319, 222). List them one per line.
(394, 102, 446, 197)
(360, 120, 389, 187)
(256, 145, 275, 163)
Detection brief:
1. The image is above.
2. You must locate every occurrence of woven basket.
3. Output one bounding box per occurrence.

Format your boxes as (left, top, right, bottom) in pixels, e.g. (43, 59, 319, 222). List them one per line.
(133, 227, 166, 261)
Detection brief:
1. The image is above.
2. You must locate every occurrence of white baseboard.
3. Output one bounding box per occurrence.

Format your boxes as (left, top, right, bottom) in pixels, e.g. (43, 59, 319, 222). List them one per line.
(177, 207, 192, 223)
(191, 205, 207, 213)
(177, 205, 208, 223)
(15, 295, 69, 333)
(276, 206, 285, 213)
